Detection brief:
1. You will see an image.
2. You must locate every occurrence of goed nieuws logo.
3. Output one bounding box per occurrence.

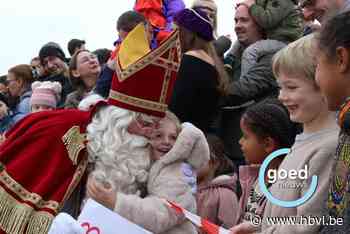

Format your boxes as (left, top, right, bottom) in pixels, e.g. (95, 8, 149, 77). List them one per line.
(258, 148, 318, 208)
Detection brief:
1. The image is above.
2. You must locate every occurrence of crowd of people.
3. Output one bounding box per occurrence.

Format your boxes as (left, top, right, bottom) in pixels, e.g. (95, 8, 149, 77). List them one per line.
(0, 0, 350, 233)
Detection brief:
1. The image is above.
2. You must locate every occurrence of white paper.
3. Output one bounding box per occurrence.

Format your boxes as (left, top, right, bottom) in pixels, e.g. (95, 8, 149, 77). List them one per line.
(48, 213, 85, 234)
(78, 199, 153, 234)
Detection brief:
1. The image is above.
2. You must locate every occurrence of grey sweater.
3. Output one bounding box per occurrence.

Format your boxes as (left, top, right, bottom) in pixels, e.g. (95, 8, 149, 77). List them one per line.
(260, 125, 339, 234)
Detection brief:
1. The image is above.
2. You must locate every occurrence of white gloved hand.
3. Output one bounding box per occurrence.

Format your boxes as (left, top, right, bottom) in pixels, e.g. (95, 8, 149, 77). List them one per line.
(48, 213, 85, 234)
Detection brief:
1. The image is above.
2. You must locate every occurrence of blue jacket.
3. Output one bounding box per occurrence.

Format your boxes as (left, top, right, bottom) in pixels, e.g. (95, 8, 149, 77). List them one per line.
(94, 65, 114, 98)
(0, 115, 13, 134)
(11, 90, 32, 124)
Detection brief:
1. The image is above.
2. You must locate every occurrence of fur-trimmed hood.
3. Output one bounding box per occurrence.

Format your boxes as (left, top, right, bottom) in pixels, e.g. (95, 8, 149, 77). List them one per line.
(152, 122, 210, 170)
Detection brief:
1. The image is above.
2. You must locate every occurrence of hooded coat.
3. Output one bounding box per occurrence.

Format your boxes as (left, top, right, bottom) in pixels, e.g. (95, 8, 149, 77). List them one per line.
(114, 122, 210, 234)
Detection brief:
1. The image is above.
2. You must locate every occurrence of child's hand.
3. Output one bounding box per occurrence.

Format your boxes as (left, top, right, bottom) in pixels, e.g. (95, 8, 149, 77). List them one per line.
(87, 176, 116, 210)
(230, 222, 257, 234)
(127, 116, 159, 139)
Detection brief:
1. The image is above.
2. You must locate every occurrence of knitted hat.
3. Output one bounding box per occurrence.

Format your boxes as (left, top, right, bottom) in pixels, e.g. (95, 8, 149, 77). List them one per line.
(174, 8, 214, 41)
(39, 42, 66, 64)
(30, 81, 62, 108)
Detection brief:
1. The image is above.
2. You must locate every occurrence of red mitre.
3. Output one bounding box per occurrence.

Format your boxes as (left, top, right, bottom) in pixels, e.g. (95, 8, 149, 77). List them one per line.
(108, 25, 181, 118)
(0, 108, 94, 234)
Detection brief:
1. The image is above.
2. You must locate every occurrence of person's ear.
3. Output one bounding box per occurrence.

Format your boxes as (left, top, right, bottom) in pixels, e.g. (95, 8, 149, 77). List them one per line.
(336, 46, 350, 73)
(263, 137, 277, 155)
(17, 78, 24, 87)
(71, 69, 80, 78)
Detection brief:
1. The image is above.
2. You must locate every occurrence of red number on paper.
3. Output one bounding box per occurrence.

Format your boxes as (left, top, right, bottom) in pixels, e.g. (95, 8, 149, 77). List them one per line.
(81, 222, 101, 234)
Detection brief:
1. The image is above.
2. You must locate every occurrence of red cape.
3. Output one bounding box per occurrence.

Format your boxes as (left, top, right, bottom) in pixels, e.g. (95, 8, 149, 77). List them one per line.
(0, 108, 93, 234)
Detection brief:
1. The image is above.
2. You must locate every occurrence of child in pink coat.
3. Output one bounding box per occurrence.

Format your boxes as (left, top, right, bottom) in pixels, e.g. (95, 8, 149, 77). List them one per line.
(196, 134, 239, 231)
(236, 99, 296, 227)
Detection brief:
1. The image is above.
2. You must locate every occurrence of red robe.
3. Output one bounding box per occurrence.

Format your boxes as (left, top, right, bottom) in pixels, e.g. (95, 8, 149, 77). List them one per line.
(0, 108, 93, 234)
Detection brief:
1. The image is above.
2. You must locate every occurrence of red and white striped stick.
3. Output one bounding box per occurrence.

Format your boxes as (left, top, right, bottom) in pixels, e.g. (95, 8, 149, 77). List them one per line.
(165, 200, 231, 234)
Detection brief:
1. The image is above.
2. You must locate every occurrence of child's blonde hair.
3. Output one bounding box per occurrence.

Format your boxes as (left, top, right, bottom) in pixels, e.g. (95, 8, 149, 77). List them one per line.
(164, 111, 182, 134)
(273, 34, 317, 83)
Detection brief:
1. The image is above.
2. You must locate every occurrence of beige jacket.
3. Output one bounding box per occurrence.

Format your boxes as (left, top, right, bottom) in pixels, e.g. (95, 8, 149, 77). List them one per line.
(114, 123, 210, 234)
(259, 126, 339, 234)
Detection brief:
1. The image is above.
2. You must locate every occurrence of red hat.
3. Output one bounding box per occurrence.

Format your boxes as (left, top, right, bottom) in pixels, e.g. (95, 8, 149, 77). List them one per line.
(108, 23, 181, 118)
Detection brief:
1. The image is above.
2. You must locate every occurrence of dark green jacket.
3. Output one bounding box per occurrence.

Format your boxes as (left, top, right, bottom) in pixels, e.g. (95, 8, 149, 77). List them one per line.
(250, 0, 303, 43)
(220, 42, 284, 163)
(224, 47, 243, 84)
(223, 42, 284, 106)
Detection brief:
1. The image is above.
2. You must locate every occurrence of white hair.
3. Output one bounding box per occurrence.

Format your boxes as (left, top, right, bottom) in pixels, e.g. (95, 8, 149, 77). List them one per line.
(87, 105, 151, 195)
(78, 93, 105, 111)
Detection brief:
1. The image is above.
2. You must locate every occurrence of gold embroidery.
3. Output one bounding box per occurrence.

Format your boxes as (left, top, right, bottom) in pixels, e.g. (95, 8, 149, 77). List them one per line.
(0, 185, 54, 234)
(340, 144, 350, 168)
(159, 47, 175, 104)
(335, 175, 344, 191)
(109, 90, 168, 113)
(0, 151, 88, 233)
(26, 211, 53, 234)
(62, 126, 86, 165)
(60, 155, 88, 210)
(0, 170, 59, 210)
(328, 189, 349, 217)
(338, 99, 350, 127)
(152, 57, 179, 72)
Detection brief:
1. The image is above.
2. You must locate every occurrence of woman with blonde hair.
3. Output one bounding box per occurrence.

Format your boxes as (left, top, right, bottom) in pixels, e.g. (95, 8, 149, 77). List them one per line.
(169, 8, 229, 134)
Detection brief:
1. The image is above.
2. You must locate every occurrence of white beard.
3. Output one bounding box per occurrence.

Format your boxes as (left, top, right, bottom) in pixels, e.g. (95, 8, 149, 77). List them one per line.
(86, 106, 151, 195)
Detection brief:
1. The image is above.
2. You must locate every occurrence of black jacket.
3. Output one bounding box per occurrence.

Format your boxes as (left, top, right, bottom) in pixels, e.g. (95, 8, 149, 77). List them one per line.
(169, 54, 220, 134)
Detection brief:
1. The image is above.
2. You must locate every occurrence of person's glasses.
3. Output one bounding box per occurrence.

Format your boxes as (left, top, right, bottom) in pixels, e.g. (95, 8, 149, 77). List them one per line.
(80, 54, 98, 63)
(6, 79, 16, 84)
